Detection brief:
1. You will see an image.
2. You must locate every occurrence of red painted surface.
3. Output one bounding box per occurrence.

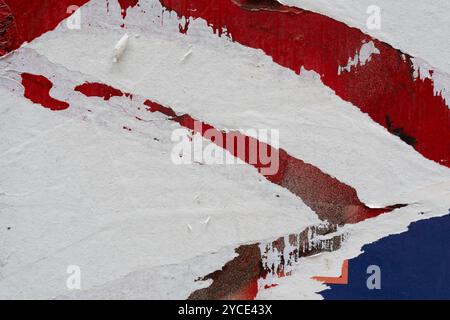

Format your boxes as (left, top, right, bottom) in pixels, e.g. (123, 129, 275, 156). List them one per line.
(179, 19, 190, 34)
(75, 82, 128, 101)
(0, 1, 16, 56)
(3, 0, 448, 166)
(0, 0, 89, 56)
(2, 0, 448, 166)
(264, 284, 279, 290)
(21, 73, 69, 111)
(117, 0, 139, 18)
(159, 0, 450, 168)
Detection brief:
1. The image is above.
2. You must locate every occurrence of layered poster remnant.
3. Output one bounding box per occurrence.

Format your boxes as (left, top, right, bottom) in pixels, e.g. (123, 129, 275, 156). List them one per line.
(0, 0, 449, 300)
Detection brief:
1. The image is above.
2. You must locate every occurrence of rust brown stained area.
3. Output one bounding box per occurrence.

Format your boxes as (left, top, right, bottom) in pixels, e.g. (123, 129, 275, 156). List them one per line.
(189, 225, 345, 300)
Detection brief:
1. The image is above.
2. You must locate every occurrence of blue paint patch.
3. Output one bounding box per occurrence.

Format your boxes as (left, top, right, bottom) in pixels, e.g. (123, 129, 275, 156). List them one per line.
(321, 211, 450, 300)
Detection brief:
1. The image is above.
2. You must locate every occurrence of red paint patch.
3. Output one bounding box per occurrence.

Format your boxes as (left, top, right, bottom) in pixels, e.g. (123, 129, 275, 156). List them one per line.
(74, 82, 126, 101)
(160, 0, 450, 167)
(21, 73, 69, 111)
(179, 18, 190, 34)
(118, 0, 139, 18)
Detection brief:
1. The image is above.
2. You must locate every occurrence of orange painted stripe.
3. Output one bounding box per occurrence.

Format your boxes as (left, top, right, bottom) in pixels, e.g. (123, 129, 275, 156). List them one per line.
(313, 260, 349, 285)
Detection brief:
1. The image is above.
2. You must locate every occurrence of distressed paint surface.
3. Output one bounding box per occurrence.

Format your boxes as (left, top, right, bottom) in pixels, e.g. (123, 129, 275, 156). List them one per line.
(160, 0, 450, 167)
(0, 0, 449, 300)
(0, 0, 89, 54)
